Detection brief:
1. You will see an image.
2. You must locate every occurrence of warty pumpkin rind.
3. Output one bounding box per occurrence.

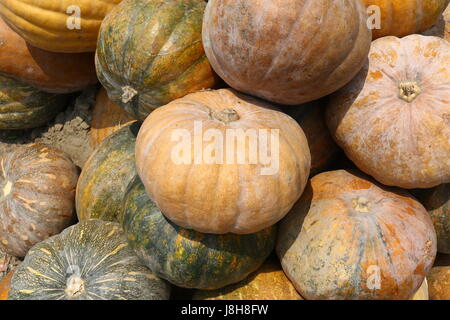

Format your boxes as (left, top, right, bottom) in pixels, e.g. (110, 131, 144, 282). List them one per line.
(0, 143, 79, 258)
(0, 0, 122, 53)
(8, 220, 170, 300)
(95, 0, 218, 121)
(327, 35, 450, 189)
(122, 176, 277, 290)
(276, 170, 437, 300)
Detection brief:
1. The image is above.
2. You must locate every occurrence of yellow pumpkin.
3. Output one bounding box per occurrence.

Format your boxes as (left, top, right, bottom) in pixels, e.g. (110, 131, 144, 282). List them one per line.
(411, 279, 429, 300)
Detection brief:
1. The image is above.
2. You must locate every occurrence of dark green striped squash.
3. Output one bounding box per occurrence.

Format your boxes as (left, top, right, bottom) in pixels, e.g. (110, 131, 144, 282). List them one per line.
(0, 75, 71, 129)
(122, 176, 277, 290)
(95, 0, 219, 121)
(8, 219, 170, 300)
(76, 122, 140, 223)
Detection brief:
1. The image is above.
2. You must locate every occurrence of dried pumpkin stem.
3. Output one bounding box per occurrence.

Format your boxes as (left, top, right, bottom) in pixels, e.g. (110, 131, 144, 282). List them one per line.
(65, 275, 85, 299)
(352, 197, 371, 213)
(398, 81, 421, 103)
(210, 108, 240, 123)
(121, 86, 138, 104)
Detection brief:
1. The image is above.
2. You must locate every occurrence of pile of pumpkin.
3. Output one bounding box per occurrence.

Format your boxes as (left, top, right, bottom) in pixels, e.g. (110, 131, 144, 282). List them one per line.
(0, 0, 448, 300)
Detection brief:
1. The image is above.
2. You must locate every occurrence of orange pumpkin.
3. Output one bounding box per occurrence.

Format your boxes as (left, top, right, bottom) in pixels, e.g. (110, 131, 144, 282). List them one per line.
(0, 271, 13, 300)
(428, 266, 450, 300)
(327, 35, 450, 189)
(135, 89, 311, 234)
(277, 170, 437, 300)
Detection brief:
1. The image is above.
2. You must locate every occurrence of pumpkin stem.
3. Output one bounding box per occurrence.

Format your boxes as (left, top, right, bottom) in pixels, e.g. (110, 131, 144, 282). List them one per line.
(65, 275, 85, 299)
(2, 181, 12, 197)
(121, 86, 138, 104)
(352, 197, 371, 213)
(398, 81, 421, 103)
(210, 108, 240, 123)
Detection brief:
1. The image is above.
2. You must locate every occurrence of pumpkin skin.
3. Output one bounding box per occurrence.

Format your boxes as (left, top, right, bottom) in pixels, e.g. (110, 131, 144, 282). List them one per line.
(202, 0, 371, 105)
(363, 0, 449, 39)
(0, 18, 98, 93)
(327, 35, 450, 189)
(122, 176, 277, 290)
(193, 261, 302, 300)
(8, 220, 170, 300)
(90, 88, 136, 149)
(77, 122, 140, 223)
(428, 266, 450, 300)
(135, 89, 311, 234)
(96, 0, 218, 121)
(0, 144, 79, 258)
(0, 75, 71, 130)
(0, 0, 122, 53)
(276, 170, 437, 300)
(0, 271, 13, 300)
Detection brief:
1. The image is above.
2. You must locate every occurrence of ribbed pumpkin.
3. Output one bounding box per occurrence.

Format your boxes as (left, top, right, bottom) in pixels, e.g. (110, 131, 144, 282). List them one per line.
(202, 0, 371, 105)
(327, 35, 450, 189)
(0, 144, 79, 257)
(0, 18, 98, 93)
(428, 266, 450, 300)
(8, 220, 170, 300)
(96, 0, 219, 121)
(277, 170, 437, 300)
(122, 176, 277, 290)
(0, 0, 122, 53)
(0, 271, 13, 300)
(77, 122, 140, 223)
(193, 261, 302, 300)
(90, 88, 136, 149)
(0, 75, 71, 129)
(135, 89, 311, 234)
(363, 0, 449, 39)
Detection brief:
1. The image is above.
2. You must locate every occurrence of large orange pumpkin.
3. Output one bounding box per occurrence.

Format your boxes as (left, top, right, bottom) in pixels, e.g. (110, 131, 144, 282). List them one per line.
(277, 170, 437, 300)
(135, 89, 311, 234)
(327, 35, 450, 189)
(202, 0, 371, 105)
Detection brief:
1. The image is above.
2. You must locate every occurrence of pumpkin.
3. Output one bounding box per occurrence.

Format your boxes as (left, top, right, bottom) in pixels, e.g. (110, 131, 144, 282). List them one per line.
(0, 271, 13, 300)
(428, 266, 450, 300)
(411, 279, 429, 300)
(0, 144, 78, 257)
(281, 100, 340, 175)
(193, 260, 302, 300)
(122, 176, 277, 290)
(8, 220, 170, 300)
(0, 0, 122, 53)
(327, 35, 450, 189)
(276, 170, 437, 300)
(0, 75, 71, 130)
(363, 0, 449, 39)
(202, 0, 371, 105)
(0, 18, 98, 93)
(135, 89, 311, 234)
(77, 122, 140, 223)
(90, 88, 136, 149)
(95, 0, 219, 121)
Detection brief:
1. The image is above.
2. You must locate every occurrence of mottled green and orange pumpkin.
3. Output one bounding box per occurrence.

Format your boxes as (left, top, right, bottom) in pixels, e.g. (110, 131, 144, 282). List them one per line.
(277, 170, 437, 300)
(96, 0, 219, 121)
(76, 122, 140, 223)
(122, 176, 277, 290)
(8, 220, 170, 300)
(0, 144, 79, 257)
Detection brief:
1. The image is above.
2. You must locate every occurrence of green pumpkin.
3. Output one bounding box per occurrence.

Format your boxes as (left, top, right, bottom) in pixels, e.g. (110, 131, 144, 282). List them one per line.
(95, 0, 218, 121)
(0, 75, 71, 129)
(122, 176, 277, 290)
(9, 219, 170, 300)
(76, 122, 140, 222)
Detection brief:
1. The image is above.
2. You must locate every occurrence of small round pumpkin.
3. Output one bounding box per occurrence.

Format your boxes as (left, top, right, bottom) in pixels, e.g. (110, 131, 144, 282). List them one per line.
(363, 0, 449, 39)
(96, 0, 219, 121)
(135, 89, 311, 234)
(0, 271, 13, 300)
(0, 75, 71, 130)
(428, 266, 450, 300)
(122, 176, 277, 290)
(0, 0, 122, 53)
(77, 122, 140, 223)
(90, 88, 136, 149)
(8, 220, 170, 300)
(0, 18, 98, 93)
(202, 0, 371, 105)
(277, 170, 437, 300)
(0, 143, 79, 257)
(327, 35, 450, 189)
(193, 261, 302, 300)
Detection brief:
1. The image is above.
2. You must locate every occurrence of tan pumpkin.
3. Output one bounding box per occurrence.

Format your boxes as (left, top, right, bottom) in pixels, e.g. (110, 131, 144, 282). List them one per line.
(428, 266, 450, 300)
(411, 279, 429, 300)
(90, 88, 136, 149)
(135, 89, 311, 234)
(202, 0, 371, 105)
(327, 35, 450, 189)
(277, 170, 437, 300)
